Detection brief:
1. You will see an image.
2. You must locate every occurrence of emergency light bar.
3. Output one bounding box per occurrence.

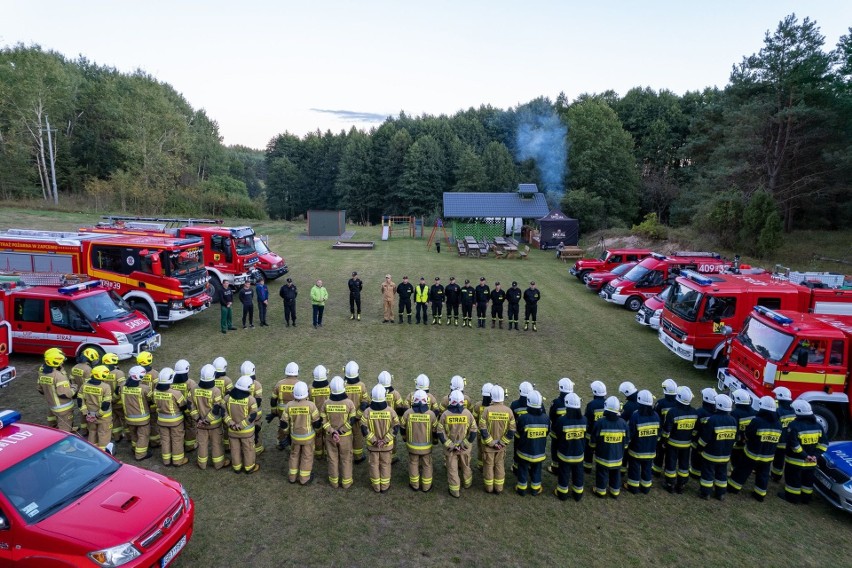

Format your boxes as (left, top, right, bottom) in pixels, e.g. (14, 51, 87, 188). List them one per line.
(680, 270, 713, 286)
(670, 251, 721, 259)
(0, 409, 21, 429)
(753, 305, 794, 325)
(58, 280, 102, 294)
(651, 253, 667, 260)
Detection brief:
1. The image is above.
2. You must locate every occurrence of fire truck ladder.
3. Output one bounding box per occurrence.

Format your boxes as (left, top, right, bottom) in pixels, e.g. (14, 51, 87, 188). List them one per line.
(426, 218, 451, 250)
(99, 216, 224, 230)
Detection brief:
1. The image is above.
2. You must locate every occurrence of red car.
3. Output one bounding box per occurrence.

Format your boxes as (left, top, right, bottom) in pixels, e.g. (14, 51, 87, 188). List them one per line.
(0, 409, 194, 567)
(584, 262, 637, 292)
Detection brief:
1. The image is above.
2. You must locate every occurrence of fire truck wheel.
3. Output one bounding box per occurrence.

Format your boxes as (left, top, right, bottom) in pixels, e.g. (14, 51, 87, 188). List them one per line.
(130, 301, 156, 328)
(811, 404, 839, 440)
(209, 277, 223, 305)
(625, 296, 644, 312)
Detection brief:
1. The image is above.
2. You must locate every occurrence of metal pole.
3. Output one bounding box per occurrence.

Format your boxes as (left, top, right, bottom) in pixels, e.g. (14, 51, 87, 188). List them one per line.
(45, 116, 59, 205)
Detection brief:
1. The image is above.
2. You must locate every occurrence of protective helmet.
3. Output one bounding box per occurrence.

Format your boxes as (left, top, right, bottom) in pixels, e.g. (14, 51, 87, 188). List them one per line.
(701, 387, 717, 404)
(313, 365, 328, 381)
(235, 375, 253, 392)
(345, 361, 359, 379)
(101, 353, 119, 366)
(637, 390, 654, 407)
(519, 381, 533, 397)
(715, 394, 733, 412)
(604, 396, 620, 413)
(481, 382, 493, 397)
(240, 361, 256, 377)
(619, 381, 637, 397)
(82, 347, 101, 363)
(732, 389, 751, 406)
(490, 385, 505, 403)
(590, 380, 607, 397)
(285, 362, 299, 377)
(527, 390, 543, 409)
(449, 390, 465, 406)
(330, 376, 345, 395)
(675, 386, 694, 405)
(413, 389, 429, 404)
(450, 375, 465, 391)
(158, 367, 175, 385)
(791, 399, 812, 416)
(759, 396, 777, 412)
(377, 371, 392, 387)
(175, 359, 190, 374)
(293, 381, 309, 400)
(558, 377, 574, 394)
(415, 374, 430, 390)
(91, 365, 111, 382)
(128, 365, 146, 382)
(661, 378, 678, 395)
(773, 386, 792, 402)
(213, 356, 227, 373)
(136, 351, 153, 367)
(565, 393, 582, 409)
(44, 347, 66, 367)
(200, 364, 216, 381)
(372, 384, 386, 403)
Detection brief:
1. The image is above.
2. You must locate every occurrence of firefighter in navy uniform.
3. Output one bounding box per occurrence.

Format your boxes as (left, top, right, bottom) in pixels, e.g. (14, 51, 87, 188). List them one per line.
(489, 282, 506, 329)
(510, 381, 533, 474)
(697, 394, 738, 500)
(662, 386, 697, 493)
(584, 381, 607, 472)
(414, 277, 430, 325)
(396, 276, 415, 324)
(522, 281, 540, 331)
(474, 277, 490, 328)
(652, 378, 679, 476)
(771, 386, 796, 482)
(279, 278, 298, 327)
(729, 396, 782, 501)
(626, 390, 660, 494)
(429, 277, 445, 324)
(731, 389, 756, 472)
(515, 390, 550, 496)
(437, 389, 477, 498)
(460, 279, 476, 327)
(506, 281, 522, 330)
(547, 377, 574, 475)
(444, 277, 461, 326)
(779, 400, 827, 504)
(590, 396, 630, 498)
(690, 387, 718, 479)
(553, 393, 586, 501)
(400, 389, 438, 492)
(37, 348, 76, 432)
(348, 271, 363, 320)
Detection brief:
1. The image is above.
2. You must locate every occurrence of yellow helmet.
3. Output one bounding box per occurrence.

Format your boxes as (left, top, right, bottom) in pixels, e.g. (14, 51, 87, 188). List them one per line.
(45, 348, 66, 368)
(82, 347, 101, 363)
(136, 351, 153, 366)
(91, 365, 111, 381)
(102, 353, 119, 366)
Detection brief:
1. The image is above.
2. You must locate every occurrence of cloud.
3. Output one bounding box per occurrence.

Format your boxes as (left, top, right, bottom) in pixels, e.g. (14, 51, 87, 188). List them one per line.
(310, 108, 389, 123)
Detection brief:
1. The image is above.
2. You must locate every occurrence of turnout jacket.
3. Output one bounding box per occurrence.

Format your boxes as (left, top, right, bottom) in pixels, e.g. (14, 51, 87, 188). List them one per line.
(400, 404, 438, 454)
(80, 379, 112, 420)
(516, 408, 550, 463)
(584, 396, 606, 438)
(153, 385, 185, 427)
(273, 377, 299, 415)
(439, 392, 472, 413)
(70, 362, 92, 391)
(620, 394, 640, 422)
(121, 380, 152, 425)
(663, 402, 698, 448)
(590, 411, 630, 467)
(554, 409, 587, 463)
(698, 411, 738, 463)
(732, 404, 756, 451)
(785, 415, 828, 468)
(478, 402, 516, 451)
(404, 390, 439, 412)
(282, 399, 322, 443)
(361, 401, 400, 452)
(776, 402, 796, 452)
(37, 365, 75, 412)
(345, 378, 369, 412)
(437, 407, 477, 448)
(321, 394, 357, 437)
(654, 394, 678, 425)
(743, 410, 783, 462)
(213, 372, 233, 399)
(310, 380, 331, 411)
(190, 381, 224, 428)
(225, 390, 258, 437)
(628, 407, 661, 459)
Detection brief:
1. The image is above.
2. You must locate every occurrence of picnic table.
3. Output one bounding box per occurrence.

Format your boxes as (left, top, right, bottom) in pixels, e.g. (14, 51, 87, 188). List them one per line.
(503, 244, 518, 259)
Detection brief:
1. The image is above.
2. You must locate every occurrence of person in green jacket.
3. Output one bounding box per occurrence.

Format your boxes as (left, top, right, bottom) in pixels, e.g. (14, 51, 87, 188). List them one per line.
(311, 279, 329, 328)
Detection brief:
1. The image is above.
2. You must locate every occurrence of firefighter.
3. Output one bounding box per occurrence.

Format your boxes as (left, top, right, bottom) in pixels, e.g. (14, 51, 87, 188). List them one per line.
(779, 400, 827, 504)
(771, 386, 796, 482)
(101, 353, 126, 443)
(729, 396, 782, 501)
(547, 377, 574, 475)
(690, 387, 718, 479)
(380, 274, 396, 323)
(473, 382, 492, 469)
(444, 276, 461, 326)
(256, 276, 269, 327)
(619, 381, 639, 421)
(439, 375, 471, 412)
(590, 396, 630, 498)
(474, 277, 490, 328)
(212, 356, 233, 450)
(584, 381, 607, 472)
(652, 378, 679, 476)
(122, 365, 153, 461)
(282, 381, 322, 484)
(414, 277, 430, 325)
(404, 374, 439, 412)
(378, 371, 404, 464)
(429, 276, 445, 325)
(322, 376, 358, 488)
(153, 367, 188, 467)
(279, 277, 298, 327)
(396, 275, 414, 324)
(460, 279, 476, 327)
(489, 282, 506, 328)
(522, 281, 541, 331)
(478, 384, 516, 494)
(80, 364, 113, 452)
(37, 347, 76, 432)
(70, 347, 100, 391)
(697, 394, 738, 500)
(225, 375, 260, 474)
(173, 359, 198, 453)
(270, 361, 300, 450)
(553, 392, 586, 501)
(626, 390, 660, 495)
(137, 351, 160, 448)
(344, 361, 369, 463)
(400, 389, 438, 492)
(731, 389, 756, 472)
(240, 361, 264, 455)
(219, 279, 235, 334)
(662, 386, 697, 493)
(348, 271, 363, 321)
(238, 280, 255, 328)
(361, 384, 400, 493)
(510, 381, 533, 474)
(310, 365, 331, 458)
(438, 389, 477, 497)
(515, 390, 550, 496)
(506, 281, 522, 330)
(191, 363, 229, 470)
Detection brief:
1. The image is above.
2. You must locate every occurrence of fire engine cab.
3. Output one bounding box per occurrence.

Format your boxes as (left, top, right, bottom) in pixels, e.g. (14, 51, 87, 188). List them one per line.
(0, 316, 15, 389)
(570, 248, 653, 282)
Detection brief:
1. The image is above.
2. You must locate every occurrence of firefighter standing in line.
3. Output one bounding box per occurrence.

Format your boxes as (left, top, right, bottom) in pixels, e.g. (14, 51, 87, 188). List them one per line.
(310, 365, 331, 458)
(438, 389, 477, 498)
(239, 361, 264, 455)
(439, 375, 471, 412)
(256, 276, 269, 327)
(591, 396, 630, 498)
(344, 361, 369, 463)
(239, 280, 255, 328)
(489, 282, 506, 329)
(523, 281, 541, 331)
(70, 347, 99, 392)
(429, 276, 445, 325)
(153, 367, 189, 466)
(172, 359, 198, 453)
(619, 381, 640, 422)
(444, 276, 461, 326)
(690, 387, 718, 479)
(697, 393, 738, 500)
(137, 351, 160, 447)
(729, 395, 782, 501)
(362, 384, 400, 493)
(191, 363, 229, 470)
(510, 381, 532, 474)
(779, 400, 827, 504)
(400, 389, 438, 492)
(547, 378, 574, 475)
(474, 277, 490, 328)
(80, 365, 113, 452)
(626, 390, 660, 494)
(553, 392, 586, 501)
(662, 386, 697, 493)
(378, 371, 404, 464)
(380, 274, 396, 323)
(37, 348, 76, 432)
(212, 356, 233, 450)
(101, 353, 126, 443)
(515, 390, 550, 496)
(652, 378, 679, 476)
(219, 279, 236, 334)
(321, 376, 358, 488)
(282, 381, 322, 484)
(270, 362, 300, 450)
(460, 279, 476, 328)
(414, 277, 430, 325)
(473, 382, 493, 469)
(506, 281, 522, 330)
(583, 381, 608, 472)
(771, 386, 796, 481)
(479, 384, 516, 494)
(122, 365, 153, 461)
(348, 271, 363, 321)
(731, 389, 756, 472)
(404, 374, 439, 411)
(225, 375, 260, 474)
(396, 275, 414, 324)
(279, 277, 298, 327)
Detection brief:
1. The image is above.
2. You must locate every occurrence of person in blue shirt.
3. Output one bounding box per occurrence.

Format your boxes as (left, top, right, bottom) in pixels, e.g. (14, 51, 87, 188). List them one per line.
(256, 277, 269, 327)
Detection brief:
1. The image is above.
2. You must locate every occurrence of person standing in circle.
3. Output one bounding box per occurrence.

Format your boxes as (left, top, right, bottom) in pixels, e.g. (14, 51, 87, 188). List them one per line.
(311, 279, 328, 328)
(348, 272, 363, 321)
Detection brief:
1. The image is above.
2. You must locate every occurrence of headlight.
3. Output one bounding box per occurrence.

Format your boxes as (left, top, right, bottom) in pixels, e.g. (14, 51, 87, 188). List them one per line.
(171, 300, 185, 309)
(614, 287, 623, 295)
(654, 309, 662, 317)
(88, 542, 141, 567)
(112, 332, 128, 344)
(843, 479, 852, 492)
(180, 485, 191, 509)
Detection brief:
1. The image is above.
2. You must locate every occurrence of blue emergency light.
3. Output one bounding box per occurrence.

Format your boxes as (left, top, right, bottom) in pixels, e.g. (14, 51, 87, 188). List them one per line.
(58, 280, 101, 295)
(650, 253, 667, 260)
(753, 305, 794, 325)
(0, 409, 21, 429)
(681, 269, 713, 286)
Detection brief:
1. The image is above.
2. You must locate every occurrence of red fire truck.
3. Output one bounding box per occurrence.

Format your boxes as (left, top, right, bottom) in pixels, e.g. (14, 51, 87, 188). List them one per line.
(659, 270, 852, 370)
(569, 248, 653, 282)
(600, 252, 730, 312)
(0, 315, 15, 389)
(0, 229, 210, 325)
(718, 307, 852, 439)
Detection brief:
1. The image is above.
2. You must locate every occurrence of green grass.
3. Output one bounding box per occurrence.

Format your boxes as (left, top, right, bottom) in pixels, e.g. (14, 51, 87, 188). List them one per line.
(2, 208, 851, 567)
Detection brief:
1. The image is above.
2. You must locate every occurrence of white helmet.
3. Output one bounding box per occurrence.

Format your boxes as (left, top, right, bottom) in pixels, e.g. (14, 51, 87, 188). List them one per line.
(235, 375, 253, 392)
(558, 377, 574, 394)
(604, 396, 620, 413)
(675, 386, 694, 405)
(345, 361, 359, 379)
(791, 399, 812, 416)
(293, 381, 309, 400)
(450, 375, 465, 391)
(213, 356, 227, 373)
(759, 396, 777, 412)
(527, 390, 543, 409)
(415, 374, 430, 390)
(773, 386, 792, 402)
(565, 393, 582, 409)
(372, 384, 386, 403)
(637, 390, 654, 407)
(662, 378, 678, 395)
(732, 389, 751, 406)
(715, 394, 733, 412)
(199, 364, 216, 382)
(449, 390, 465, 407)
(591, 381, 607, 397)
(158, 367, 175, 385)
(378, 371, 392, 387)
(413, 389, 429, 404)
(313, 365, 328, 381)
(175, 359, 190, 374)
(619, 381, 637, 397)
(285, 362, 299, 377)
(240, 361, 256, 377)
(482, 382, 494, 397)
(128, 365, 146, 382)
(701, 387, 717, 404)
(519, 381, 533, 397)
(490, 385, 505, 403)
(330, 376, 345, 395)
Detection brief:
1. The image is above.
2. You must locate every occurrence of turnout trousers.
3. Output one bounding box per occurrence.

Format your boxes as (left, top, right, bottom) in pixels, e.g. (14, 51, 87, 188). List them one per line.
(289, 440, 315, 484)
(325, 434, 354, 488)
(482, 448, 506, 494)
(196, 425, 226, 469)
(368, 449, 392, 492)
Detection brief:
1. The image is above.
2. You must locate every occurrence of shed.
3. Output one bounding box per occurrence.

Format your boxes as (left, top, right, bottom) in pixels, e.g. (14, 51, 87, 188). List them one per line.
(538, 209, 579, 249)
(443, 184, 550, 241)
(307, 210, 346, 237)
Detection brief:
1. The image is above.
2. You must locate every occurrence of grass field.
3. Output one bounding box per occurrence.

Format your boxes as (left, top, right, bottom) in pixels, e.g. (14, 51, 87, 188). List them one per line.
(2, 207, 851, 567)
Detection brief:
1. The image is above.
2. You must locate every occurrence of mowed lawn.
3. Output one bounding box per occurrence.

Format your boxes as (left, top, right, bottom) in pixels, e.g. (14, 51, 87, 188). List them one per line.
(2, 209, 851, 567)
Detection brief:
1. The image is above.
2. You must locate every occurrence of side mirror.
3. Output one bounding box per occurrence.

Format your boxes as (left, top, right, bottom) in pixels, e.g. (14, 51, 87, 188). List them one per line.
(797, 350, 809, 367)
(0, 511, 8, 530)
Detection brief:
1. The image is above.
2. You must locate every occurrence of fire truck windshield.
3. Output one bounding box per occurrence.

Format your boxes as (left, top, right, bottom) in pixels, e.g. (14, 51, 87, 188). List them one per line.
(73, 292, 131, 322)
(167, 246, 203, 277)
(234, 236, 256, 256)
(254, 238, 270, 255)
(599, 250, 609, 261)
(666, 282, 704, 322)
(737, 316, 795, 362)
(622, 264, 650, 283)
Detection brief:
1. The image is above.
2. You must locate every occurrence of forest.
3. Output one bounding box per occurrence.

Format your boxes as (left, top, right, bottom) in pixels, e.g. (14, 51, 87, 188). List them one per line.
(1, 15, 850, 256)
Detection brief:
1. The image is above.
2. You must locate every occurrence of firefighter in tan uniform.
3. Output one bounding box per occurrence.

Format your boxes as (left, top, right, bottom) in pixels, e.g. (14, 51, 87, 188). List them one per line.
(70, 347, 100, 391)
(361, 384, 400, 493)
(400, 389, 438, 492)
(322, 376, 358, 488)
(225, 376, 260, 474)
(37, 348, 76, 432)
(344, 361, 369, 463)
(80, 365, 114, 451)
(404, 374, 439, 412)
(438, 375, 472, 412)
(310, 365, 331, 458)
(438, 389, 478, 497)
(282, 381, 322, 484)
(473, 382, 493, 469)
(173, 359, 198, 454)
(240, 361, 265, 455)
(378, 371, 405, 464)
(191, 364, 230, 470)
(212, 356, 233, 449)
(100, 353, 126, 443)
(137, 351, 160, 447)
(478, 384, 516, 494)
(270, 362, 300, 450)
(381, 274, 396, 323)
(121, 365, 153, 460)
(153, 367, 189, 467)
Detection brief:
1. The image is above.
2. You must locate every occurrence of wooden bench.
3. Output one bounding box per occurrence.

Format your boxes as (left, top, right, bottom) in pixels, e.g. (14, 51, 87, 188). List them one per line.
(519, 245, 530, 260)
(457, 242, 467, 256)
(558, 246, 583, 262)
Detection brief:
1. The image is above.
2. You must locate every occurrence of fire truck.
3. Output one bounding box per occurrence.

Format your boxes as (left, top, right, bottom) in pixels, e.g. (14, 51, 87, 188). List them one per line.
(599, 252, 730, 312)
(0, 314, 15, 389)
(659, 269, 852, 370)
(0, 229, 210, 325)
(569, 248, 653, 282)
(718, 307, 852, 439)
(634, 284, 673, 331)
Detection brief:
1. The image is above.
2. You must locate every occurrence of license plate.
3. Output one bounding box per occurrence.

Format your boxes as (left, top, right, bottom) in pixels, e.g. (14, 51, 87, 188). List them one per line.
(662, 334, 675, 349)
(161, 534, 186, 568)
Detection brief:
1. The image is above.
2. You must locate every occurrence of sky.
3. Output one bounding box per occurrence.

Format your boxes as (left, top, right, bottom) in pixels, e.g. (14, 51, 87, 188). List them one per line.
(2, 1, 850, 150)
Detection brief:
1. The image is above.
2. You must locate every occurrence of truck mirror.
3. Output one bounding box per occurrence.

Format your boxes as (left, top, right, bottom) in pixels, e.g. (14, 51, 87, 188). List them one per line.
(0, 511, 8, 530)
(797, 350, 809, 367)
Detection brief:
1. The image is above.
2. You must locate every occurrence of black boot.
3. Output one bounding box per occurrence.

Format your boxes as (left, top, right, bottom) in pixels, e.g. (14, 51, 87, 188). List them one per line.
(399, 314, 403, 323)
(408, 315, 412, 324)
